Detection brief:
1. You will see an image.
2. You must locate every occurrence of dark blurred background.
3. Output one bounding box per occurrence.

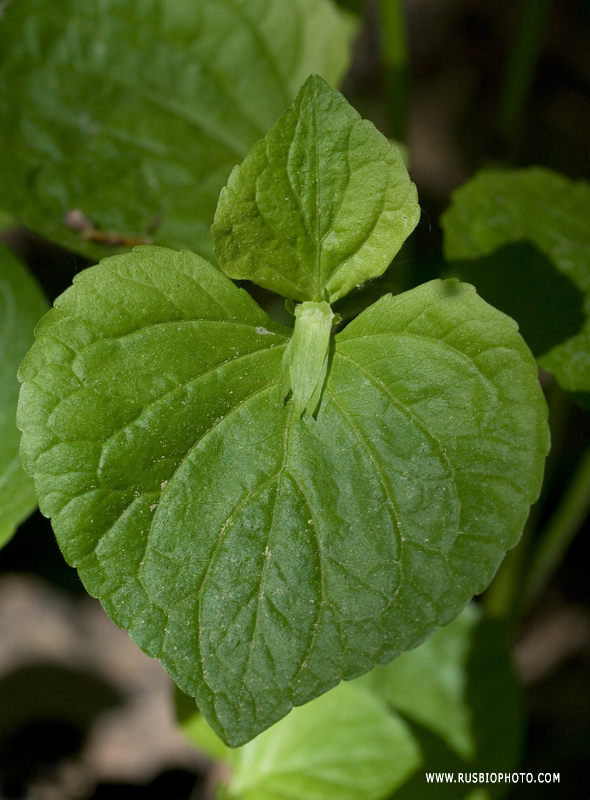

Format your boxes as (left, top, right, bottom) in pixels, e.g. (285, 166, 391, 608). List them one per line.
(1, 1, 589, 798)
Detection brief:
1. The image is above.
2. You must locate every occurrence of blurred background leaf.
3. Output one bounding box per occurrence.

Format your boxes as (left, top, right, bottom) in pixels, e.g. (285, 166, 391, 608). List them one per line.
(0, 244, 49, 549)
(441, 168, 590, 393)
(0, 0, 355, 263)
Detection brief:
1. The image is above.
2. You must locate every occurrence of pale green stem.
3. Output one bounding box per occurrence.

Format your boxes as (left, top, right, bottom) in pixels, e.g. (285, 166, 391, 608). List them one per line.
(498, 0, 552, 136)
(378, 0, 408, 142)
(523, 442, 590, 608)
(483, 513, 536, 620)
(483, 378, 570, 620)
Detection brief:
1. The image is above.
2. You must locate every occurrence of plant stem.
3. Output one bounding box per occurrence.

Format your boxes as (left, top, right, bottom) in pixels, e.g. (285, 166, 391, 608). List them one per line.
(483, 512, 536, 620)
(483, 377, 570, 621)
(498, 0, 552, 137)
(524, 442, 590, 608)
(377, 0, 408, 142)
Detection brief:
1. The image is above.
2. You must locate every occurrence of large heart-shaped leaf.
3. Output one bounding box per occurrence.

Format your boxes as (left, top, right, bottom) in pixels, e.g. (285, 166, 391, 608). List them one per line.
(213, 75, 419, 302)
(0, 244, 49, 548)
(0, 0, 354, 261)
(18, 245, 548, 745)
(441, 167, 590, 394)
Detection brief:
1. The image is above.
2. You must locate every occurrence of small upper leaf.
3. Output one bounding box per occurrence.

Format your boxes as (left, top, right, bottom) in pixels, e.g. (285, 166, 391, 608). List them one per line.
(0, 244, 48, 548)
(0, 0, 354, 261)
(442, 167, 590, 393)
(212, 75, 419, 302)
(18, 245, 548, 745)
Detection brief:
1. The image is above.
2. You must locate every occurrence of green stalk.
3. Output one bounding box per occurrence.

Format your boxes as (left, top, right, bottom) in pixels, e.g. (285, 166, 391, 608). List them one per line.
(483, 511, 536, 621)
(524, 442, 590, 608)
(378, 0, 408, 142)
(483, 378, 570, 621)
(498, 0, 552, 136)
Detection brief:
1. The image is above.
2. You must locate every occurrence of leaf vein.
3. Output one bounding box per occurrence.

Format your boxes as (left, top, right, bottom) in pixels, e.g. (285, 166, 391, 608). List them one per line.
(326, 388, 405, 549)
(241, 406, 295, 684)
(333, 351, 462, 547)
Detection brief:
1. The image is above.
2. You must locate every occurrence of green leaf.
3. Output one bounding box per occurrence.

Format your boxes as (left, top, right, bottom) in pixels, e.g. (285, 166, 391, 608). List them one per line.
(361, 605, 481, 760)
(179, 680, 420, 800)
(0, 0, 354, 261)
(212, 75, 419, 302)
(365, 604, 523, 800)
(0, 244, 49, 548)
(18, 242, 548, 746)
(0, 209, 16, 233)
(364, 604, 523, 770)
(179, 604, 522, 800)
(441, 167, 590, 393)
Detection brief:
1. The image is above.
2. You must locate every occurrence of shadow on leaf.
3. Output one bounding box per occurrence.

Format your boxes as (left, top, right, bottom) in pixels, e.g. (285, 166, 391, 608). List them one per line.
(450, 242, 585, 358)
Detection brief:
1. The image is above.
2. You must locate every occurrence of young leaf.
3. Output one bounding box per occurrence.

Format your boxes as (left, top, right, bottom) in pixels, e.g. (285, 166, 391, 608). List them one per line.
(18, 242, 548, 746)
(212, 75, 419, 303)
(0, 0, 354, 261)
(0, 244, 49, 548)
(441, 167, 590, 394)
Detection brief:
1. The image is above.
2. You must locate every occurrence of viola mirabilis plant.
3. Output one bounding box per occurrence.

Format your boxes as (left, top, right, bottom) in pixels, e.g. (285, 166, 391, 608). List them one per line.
(17, 75, 549, 747)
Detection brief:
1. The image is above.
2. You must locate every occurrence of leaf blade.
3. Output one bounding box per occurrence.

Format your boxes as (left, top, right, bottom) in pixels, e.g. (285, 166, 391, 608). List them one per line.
(441, 167, 590, 393)
(18, 253, 548, 746)
(212, 74, 419, 302)
(0, 244, 49, 548)
(179, 604, 523, 800)
(0, 0, 355, 261)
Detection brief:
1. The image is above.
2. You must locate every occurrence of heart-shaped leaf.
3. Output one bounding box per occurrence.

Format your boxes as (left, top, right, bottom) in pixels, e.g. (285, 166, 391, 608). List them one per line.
(0, 244, 49, 548)
(0, 0, 354, 261)
(18, 245, 548, 745)
(212, 75, 419, 302)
